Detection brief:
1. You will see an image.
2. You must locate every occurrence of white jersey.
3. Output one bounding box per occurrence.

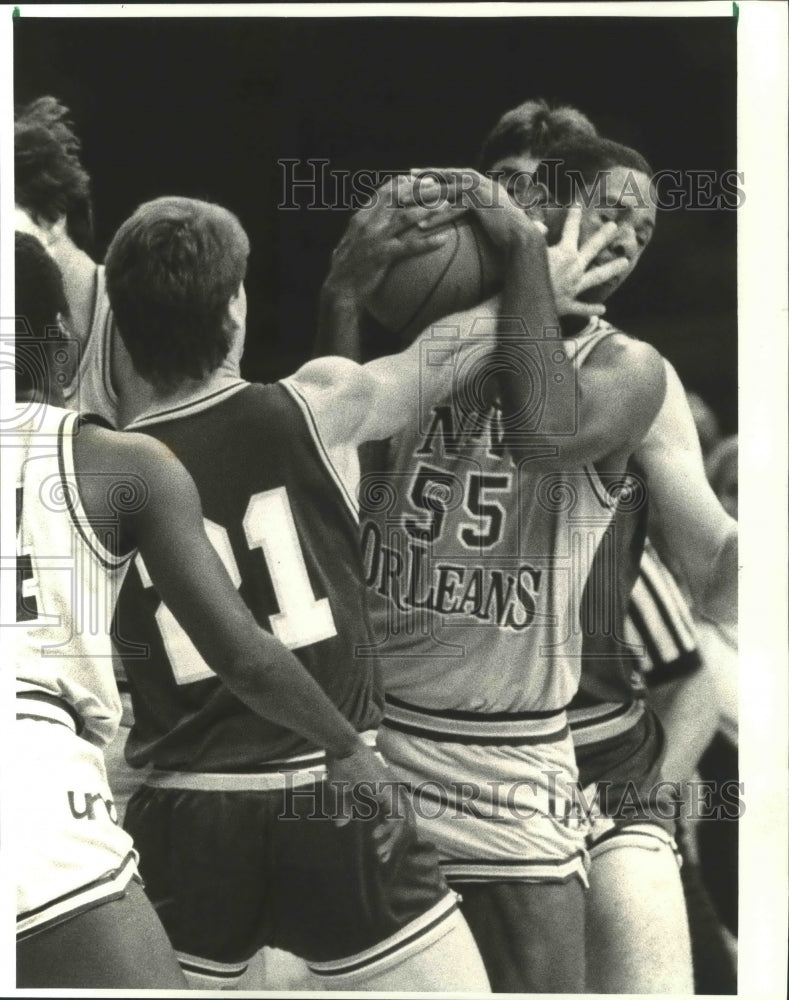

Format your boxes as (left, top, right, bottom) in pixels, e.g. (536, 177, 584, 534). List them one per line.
(11, 403, 132, 746)
(62, 265, 119, 426)
(361, 318, 619, 714)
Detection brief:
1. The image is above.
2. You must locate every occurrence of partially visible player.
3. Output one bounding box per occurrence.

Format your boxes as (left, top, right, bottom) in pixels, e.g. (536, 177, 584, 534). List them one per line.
(624, 542, 737, 995)
(15, 95, 150, 825)
(105, 181, 565, 991)
(11, 231, 415, 988)
(14, 96, 127, 424)
(319, 135, 669, 992)
(478, 99, 735, 992)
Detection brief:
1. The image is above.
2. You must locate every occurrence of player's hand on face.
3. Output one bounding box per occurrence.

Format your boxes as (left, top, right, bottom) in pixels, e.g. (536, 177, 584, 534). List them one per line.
(323, 174, 461, 309)
(547, 205, 629, 318)
(326, 743, 416, 864)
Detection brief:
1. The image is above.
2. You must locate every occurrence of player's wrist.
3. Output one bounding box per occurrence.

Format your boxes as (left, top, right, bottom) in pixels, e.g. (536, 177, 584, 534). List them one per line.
(326, 733, 368, 762)
(321, 280, 366, 319)
(506, 218, 548, 254)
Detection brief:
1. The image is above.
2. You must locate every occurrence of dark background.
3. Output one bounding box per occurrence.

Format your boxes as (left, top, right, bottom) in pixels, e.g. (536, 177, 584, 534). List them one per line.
(14, 15, 738, 430)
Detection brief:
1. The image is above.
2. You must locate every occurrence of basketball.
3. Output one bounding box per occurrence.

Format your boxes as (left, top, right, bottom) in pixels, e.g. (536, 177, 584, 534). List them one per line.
(366, 214, 504, 344)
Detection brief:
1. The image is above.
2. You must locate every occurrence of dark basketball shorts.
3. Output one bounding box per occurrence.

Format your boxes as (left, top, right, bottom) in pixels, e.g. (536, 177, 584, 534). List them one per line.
(123, 754, 457, 984)
(571, 701, 681, 857)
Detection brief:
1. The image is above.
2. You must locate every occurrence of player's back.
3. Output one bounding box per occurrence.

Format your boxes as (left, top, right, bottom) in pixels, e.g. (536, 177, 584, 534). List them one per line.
(116, 380, 383, 771)
(13, 402, 132, 746)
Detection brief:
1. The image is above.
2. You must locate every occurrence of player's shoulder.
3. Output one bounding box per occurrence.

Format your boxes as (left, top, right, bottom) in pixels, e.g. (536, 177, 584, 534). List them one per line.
(282, 356, 378, 421)
(283, 355, 363, 393)
(580, 325, 668, 451)
(587, 324, 666, 389)
(81, 422, 192, 492)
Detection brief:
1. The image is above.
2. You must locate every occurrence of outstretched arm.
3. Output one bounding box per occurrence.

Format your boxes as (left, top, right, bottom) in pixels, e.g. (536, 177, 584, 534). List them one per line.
(636, 360, 738, 627)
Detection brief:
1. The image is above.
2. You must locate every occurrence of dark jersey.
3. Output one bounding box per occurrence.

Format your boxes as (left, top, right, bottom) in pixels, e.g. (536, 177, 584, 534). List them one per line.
(115, 380, 382, 770)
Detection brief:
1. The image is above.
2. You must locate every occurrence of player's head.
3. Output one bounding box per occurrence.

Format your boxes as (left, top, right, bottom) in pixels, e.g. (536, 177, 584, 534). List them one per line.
(706, 435, 738, 520)
(479, 101, 654, 301)
(15, 231, 72, 403)
(105, 196, 250, 392)
(478, 98, 597, 177)
(14, 96, 94, 253)
(535, 132, 656, 301)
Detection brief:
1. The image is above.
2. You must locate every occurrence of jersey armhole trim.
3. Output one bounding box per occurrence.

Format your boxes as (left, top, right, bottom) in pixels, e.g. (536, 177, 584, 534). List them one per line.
(57, 412, 133, 571)
(281, 380, 360, 524)
(93, 266, 119, 409)
(573, 323, 627, 509)
(583, 465, 621, 511)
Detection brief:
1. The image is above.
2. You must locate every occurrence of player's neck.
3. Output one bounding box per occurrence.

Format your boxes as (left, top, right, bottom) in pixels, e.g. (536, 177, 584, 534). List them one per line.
(119, 365, 245, 427)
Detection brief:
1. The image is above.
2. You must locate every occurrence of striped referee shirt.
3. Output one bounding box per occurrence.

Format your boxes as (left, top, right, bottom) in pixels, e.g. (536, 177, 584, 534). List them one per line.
(624, 541, 702, 687)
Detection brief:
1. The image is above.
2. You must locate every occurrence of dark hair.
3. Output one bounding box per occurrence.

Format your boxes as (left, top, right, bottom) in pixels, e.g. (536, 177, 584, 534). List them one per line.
(478, 98, 597, 173)
(15, 96, 94, 252)
(535, 133, 653, 207)
(15, 231, 70, 396)
(105, 197, 250, 390)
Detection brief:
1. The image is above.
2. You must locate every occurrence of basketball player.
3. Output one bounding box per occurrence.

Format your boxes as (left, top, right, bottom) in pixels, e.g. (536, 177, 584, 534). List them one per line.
(12, 233, 416, 988)
(15, 95, 619, 989)
(101, 179, 569, 991)
(320, 135, 670, 993)
(13, 95, 456, 834)
(15, 95, 156, 824)
(481, 100, 739, 992)
(14, 96, 126, 424)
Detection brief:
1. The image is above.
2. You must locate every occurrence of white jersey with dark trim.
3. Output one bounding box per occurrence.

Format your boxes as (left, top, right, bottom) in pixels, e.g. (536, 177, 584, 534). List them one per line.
(360, 319, 620, 714)
(11, 402, 132, 746)
(62, 264, 119, 426)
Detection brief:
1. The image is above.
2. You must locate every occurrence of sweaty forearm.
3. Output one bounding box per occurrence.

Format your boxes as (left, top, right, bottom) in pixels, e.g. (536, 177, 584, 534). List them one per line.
(497, 234, 572, 450)
(314, 284, 364, 361)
